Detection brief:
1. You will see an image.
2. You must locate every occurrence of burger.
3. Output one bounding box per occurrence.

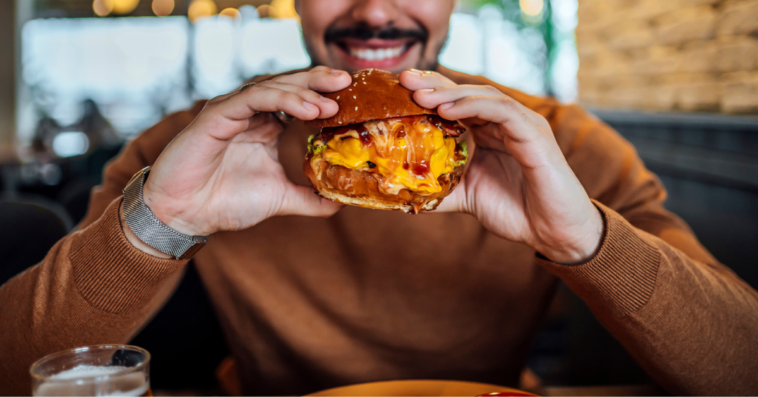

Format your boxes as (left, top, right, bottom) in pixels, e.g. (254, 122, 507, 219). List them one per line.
(304, 69, 469, 214)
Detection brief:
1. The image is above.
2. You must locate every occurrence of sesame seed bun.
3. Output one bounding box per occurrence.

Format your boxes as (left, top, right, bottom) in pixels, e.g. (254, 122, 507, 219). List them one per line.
(305, 69, 436, 128)
(303, 69, 467, 214)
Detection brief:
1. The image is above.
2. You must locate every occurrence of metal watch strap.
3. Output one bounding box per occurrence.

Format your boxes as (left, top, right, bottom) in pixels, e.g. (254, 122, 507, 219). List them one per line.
(122, 166, 208, 260)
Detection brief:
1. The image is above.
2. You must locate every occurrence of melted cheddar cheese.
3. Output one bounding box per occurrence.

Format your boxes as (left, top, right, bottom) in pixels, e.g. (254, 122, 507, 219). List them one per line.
(312, 116, 460, 195)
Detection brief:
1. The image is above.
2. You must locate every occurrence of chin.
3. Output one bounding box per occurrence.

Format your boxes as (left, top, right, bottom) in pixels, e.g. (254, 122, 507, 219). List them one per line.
(304, 69, 469, 214)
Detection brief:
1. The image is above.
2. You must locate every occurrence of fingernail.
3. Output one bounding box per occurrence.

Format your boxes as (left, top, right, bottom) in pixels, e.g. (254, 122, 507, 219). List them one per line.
(331, 69, 345, 76)
(319, 95, 330, 102)
(303, 101, 318, 110)
(417, 89, 434, 94)
(440, 102, 454, 110)
(407, 69, 423, 75)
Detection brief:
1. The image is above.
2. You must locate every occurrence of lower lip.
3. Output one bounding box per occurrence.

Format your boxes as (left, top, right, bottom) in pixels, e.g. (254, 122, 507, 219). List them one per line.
(335, 42, 417, 70)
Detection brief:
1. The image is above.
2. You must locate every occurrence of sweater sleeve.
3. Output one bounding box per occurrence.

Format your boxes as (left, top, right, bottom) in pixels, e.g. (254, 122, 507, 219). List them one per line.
(0, 103, 205, 396)
(539, 104, 758, 395)
(437, 67, 757, 394)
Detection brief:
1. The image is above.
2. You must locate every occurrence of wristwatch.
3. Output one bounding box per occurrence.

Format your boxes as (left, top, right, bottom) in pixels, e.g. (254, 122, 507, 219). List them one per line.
(122, 166, 208, 260)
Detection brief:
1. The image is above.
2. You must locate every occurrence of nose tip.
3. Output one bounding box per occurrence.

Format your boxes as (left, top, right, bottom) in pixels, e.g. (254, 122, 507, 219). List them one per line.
(351, 0, 399, 28)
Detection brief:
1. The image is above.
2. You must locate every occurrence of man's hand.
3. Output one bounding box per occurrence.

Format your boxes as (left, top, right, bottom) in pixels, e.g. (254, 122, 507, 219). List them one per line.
(401, 70, 604, 264)
(128, 67, 351, 247)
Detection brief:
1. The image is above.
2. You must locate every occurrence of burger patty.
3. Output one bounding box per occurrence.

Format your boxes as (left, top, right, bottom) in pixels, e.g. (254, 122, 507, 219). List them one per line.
(304, 155, 465, 213)
(308, 115, 468, 196)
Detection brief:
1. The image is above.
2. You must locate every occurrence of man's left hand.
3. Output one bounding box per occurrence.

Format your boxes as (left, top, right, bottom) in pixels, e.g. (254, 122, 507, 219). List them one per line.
(400, 70, 604, 265)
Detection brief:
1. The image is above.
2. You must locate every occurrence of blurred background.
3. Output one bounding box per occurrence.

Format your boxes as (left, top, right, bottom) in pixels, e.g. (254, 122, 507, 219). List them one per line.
(0, 0, 757, 394)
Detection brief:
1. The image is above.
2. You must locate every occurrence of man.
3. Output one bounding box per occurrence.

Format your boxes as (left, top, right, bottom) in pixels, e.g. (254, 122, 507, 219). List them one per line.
(1, 0, 757, 395)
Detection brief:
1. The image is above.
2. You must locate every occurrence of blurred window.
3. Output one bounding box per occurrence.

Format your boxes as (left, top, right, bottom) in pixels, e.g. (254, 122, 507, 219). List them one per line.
(443, 0, 578, 101)
(21, 17, 191, 141)
(191, 17, 311, 99)
(18, 0, 576, 146)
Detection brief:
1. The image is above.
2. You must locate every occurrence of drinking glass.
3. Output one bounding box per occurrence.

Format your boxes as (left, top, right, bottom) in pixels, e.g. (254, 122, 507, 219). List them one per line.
(30, 345, 151, 396)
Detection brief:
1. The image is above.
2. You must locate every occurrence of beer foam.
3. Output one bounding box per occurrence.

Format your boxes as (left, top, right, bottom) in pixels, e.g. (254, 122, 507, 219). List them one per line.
(50, 365, 127, 380)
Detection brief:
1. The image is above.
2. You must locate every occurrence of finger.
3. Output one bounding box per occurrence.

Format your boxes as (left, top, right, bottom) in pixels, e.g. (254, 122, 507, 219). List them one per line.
(274, 66, 352, 92)
(413, 84, 503, 110)
(277, 183, 344, 218)
(259, 81, 339, 119)
(432, 183, 466, 213)
(437, 96, 544, 144)
(399, 69, 456, 91)
(470, 126, 509, 152)
(215, 85, 324, 125)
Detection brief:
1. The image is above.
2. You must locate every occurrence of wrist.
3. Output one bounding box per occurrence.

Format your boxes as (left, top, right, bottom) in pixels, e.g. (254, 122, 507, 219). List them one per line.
(540, 206, 605, 265)
(119, 202, 173, 259)
(142, 181, 214, 237)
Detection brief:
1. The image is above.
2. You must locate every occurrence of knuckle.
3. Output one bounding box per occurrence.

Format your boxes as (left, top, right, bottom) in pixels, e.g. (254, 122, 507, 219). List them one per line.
(280, 91, 301, 104)
(312, 65, 331, 74)
(498, 96, 516, 107)
(538, 116, 551, 129)
(257, 80, 275, 88)
(203, 98, 224, 111)
(485, 85, 501, 95)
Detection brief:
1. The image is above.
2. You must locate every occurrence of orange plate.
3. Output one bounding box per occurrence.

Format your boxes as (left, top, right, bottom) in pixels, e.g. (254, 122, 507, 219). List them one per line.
(307, 380, 536, 396)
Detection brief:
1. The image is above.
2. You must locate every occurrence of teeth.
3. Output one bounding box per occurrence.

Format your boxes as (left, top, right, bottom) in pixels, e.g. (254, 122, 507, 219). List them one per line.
(350, 46, 405, 62)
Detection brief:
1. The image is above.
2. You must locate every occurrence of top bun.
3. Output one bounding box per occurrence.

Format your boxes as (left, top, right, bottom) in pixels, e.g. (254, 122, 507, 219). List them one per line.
(305, 69, 437, 129)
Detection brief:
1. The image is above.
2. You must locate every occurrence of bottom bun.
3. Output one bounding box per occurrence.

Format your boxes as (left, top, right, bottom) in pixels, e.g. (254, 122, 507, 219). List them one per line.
(304, 156, 464, 214)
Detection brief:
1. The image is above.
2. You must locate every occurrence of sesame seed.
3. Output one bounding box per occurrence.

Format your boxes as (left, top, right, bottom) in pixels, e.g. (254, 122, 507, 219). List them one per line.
(353, 96, 356, 99)
(349, 89, 352, 91)
(363, 82, 366, 84)
(336, 96, 340, 99)
(338, 121, 343, 124)
(355, 107, 358, 111)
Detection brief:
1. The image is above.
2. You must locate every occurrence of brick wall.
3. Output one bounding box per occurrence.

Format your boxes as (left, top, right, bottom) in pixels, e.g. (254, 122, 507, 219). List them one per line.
(576, 0, 758, 113)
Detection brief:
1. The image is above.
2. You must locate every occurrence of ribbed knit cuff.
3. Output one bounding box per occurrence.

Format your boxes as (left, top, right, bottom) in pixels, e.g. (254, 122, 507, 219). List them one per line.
(537, 200, 661, 316)
(70, 197, 187, 314)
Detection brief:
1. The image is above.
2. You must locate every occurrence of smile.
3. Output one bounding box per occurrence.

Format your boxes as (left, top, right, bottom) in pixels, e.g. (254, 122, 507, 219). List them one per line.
(333, 38, 418, 69)
(348, 45, 408, 62)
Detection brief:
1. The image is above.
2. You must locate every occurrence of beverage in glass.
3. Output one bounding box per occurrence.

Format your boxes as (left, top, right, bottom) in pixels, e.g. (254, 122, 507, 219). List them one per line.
(30, 345, 151, 396)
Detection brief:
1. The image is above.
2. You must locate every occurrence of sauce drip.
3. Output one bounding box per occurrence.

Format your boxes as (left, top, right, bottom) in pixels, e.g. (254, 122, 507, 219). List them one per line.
(412, 161, 429, 175)
(356, 124, 371, 146)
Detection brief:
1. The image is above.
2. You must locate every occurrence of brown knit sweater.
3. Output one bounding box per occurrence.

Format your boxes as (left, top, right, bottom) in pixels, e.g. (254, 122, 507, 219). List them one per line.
(1, 67, 757, 396)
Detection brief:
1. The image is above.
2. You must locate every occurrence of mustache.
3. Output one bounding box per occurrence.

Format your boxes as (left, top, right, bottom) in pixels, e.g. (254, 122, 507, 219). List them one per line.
(324, 24, 428, 43)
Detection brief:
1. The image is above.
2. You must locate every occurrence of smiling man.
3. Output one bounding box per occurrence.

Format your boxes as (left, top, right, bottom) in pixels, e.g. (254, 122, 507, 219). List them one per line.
(300, 0, 450, 71)
(1, 1, 758, 396)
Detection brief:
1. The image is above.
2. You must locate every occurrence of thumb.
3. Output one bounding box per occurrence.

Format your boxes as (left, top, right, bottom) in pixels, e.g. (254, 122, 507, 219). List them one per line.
(278, 183, 344, 218)
(432, 184, 467, 213)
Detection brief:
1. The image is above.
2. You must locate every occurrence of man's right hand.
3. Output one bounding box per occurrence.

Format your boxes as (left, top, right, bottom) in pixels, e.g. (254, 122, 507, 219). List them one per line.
(127, 67, 351, 245)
